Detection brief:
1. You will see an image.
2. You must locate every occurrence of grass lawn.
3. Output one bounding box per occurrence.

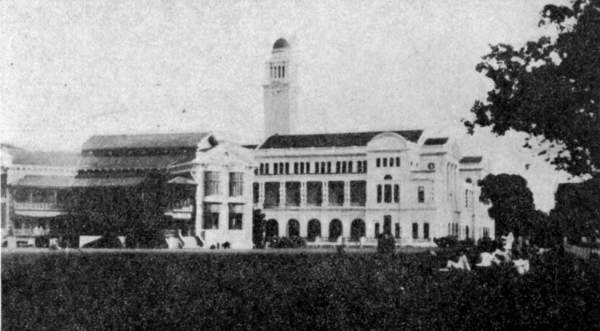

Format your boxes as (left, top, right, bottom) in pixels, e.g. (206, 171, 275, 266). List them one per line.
(2, 249, 599, 330)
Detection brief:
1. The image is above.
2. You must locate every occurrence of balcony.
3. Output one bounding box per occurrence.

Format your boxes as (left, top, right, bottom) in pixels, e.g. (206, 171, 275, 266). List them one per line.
(12, 227, 50, 237)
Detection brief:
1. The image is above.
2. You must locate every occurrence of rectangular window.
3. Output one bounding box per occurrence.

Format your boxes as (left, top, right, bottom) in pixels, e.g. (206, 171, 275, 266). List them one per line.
(327, 162, 332, 174)
(348, 161, 353, 173)
(264, 182, 280, 208)
(336, 161, 341, 173)
(395, 157, 400, 167)
(307, 181, 323, 206)
(364, 161, 367, 172)
(383, 158, 388, 167)
(383, 215, 392, 234)
(356, 161, 362, 173)
(285, 182, 301, 206)
(228, 204, 243, 230)
(229, 172, 243, 197)
(315, 162, 320, 174)
(300, 162, 304, 174)
(203, 203, 220, 229)
(350, 181, 366, 206)
(259, 164, 264, 175)
(306, 162, 310, 174)
(423, 223, 430, 239)
(285, 163, 289, 174)
(328, 181, 344, 206)
(394, 184, 399, 203)
(384, 184, 392, 203)
(321, 162, 326, 174)
(376, 158, 381, 167)
(418, 186, 425, 203)
(389, 158, 394, 167)
(294, 162, 298, 174)
(342, 161, 347, 173)
(265, 163, 270, 175)
(377, 185, 382, 203)
(412, 222, 419, 239)
(274, 163, 279, 175)
(253, 183, 259, 204)
(465, 189, 469, 208)
(204, 171, 220, 195)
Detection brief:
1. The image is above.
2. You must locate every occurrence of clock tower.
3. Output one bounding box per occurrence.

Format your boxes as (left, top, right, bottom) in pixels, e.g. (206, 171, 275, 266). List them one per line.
(263, 38, 297, 138)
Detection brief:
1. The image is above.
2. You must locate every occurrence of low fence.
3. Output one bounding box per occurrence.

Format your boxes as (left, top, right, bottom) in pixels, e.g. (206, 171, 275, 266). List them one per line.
(564, 243, 600, 260)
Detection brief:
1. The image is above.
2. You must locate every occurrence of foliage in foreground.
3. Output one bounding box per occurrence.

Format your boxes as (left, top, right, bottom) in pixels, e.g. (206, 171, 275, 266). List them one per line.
(465, 0, 600, 177)
(2, 250, 599, 330)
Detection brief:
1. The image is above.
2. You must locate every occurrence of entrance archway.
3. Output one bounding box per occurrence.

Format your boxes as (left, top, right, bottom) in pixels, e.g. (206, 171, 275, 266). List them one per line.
(350, 219, 365, 241)
(287, 219, 300, 237)
(307, 219, 321, 241)
(329, 219, 343, 241)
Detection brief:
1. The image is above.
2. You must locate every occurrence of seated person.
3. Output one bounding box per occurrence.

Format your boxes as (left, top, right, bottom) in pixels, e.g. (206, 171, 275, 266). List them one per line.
(476, 252, 500, 267)
(441, 251, 471, 271)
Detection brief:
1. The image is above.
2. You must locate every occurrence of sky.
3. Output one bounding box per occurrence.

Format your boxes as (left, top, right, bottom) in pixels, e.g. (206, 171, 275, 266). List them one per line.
(1, 0, 572, 211)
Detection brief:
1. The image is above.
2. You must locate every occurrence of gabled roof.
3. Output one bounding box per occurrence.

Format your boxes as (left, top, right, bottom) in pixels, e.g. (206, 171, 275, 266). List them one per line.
(459, 156, 483, 164)
(259, 130, 423, 149)
(423, 137, 449, 146)
(12, 175, 146, 188)
(82, 132, 211, 151)
(12, 175, 74, 188)
(10, 150, 80, 167)
(79, 154, 194, 171)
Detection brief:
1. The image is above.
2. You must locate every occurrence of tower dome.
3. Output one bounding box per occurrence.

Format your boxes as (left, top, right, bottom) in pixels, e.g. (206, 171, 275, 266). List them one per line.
(272, 38, 290, 51)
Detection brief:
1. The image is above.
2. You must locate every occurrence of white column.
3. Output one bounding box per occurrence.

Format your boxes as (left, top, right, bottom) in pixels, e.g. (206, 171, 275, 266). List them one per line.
(344, 180, 351, 206)
(192, 170, 205, 237)
(279, 181, 285, 207)
(300, 182, 307, 207)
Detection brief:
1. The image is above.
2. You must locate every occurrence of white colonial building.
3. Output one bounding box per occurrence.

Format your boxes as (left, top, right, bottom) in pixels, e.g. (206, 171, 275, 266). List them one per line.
(251, 38, 494, 246)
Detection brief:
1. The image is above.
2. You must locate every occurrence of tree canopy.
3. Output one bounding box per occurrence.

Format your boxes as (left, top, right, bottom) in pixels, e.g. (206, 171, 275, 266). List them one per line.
(478, 173, 537, 236)
(465, 0, 600, 177)
(551, 176, 600, 241)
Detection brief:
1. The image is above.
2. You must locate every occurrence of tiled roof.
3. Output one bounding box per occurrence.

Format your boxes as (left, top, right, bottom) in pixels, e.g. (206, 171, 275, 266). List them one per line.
(10, 150, 80, 167)
(259, 130, 423, 149)
(82, 132, 211, 151)
(459, 156, 483, 164)
(423, 138, 448, 146)
(79, 154, 194, 171)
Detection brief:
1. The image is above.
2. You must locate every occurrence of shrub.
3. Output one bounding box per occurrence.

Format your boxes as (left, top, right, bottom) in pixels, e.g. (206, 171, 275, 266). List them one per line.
(268, 236, 306, 248)
(434, 236, 458, 248)
(476, 236, 501, 252)
(377, 233, 395, 255)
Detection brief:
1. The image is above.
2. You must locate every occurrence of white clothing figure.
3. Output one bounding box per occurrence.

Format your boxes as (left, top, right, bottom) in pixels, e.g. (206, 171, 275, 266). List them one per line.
(446, 254, 471, 271)
(476, 252, 500, 267)
(513, 259, 530, 275)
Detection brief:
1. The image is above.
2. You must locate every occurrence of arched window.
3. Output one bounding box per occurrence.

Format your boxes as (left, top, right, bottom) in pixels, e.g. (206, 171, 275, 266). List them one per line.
(423, 223, 430, 239)
(329, 219, 343, 241)
(350, 219, 366, 242)
(384, 175, 392, 180)
(412, 222, 419, 239)
(282, 65, 285, 78)
(375, 222, 380, 238)
(394, 184, 399, 203)
(307, 219, 321, 241)
(418, 186, 425, 203)
(287, 219, 300, 237)
(394, 223, 401, 239)
(377, 185, 382, 203)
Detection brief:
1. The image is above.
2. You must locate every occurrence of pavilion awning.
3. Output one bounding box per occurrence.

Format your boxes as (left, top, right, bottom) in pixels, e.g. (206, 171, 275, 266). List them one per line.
(71, 177, 146, 187)
(168, 176, 197, 185)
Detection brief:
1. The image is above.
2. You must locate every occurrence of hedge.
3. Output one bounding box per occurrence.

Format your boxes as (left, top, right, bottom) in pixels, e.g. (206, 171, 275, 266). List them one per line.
(2, 250, 599, 330)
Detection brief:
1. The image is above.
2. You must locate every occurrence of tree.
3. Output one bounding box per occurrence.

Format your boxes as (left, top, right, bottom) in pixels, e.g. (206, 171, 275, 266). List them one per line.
(551, 176, 600, 242)
(252, 208, 266, 248)
(465, 0, 600, 177)
(478, 174, 537, 236)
